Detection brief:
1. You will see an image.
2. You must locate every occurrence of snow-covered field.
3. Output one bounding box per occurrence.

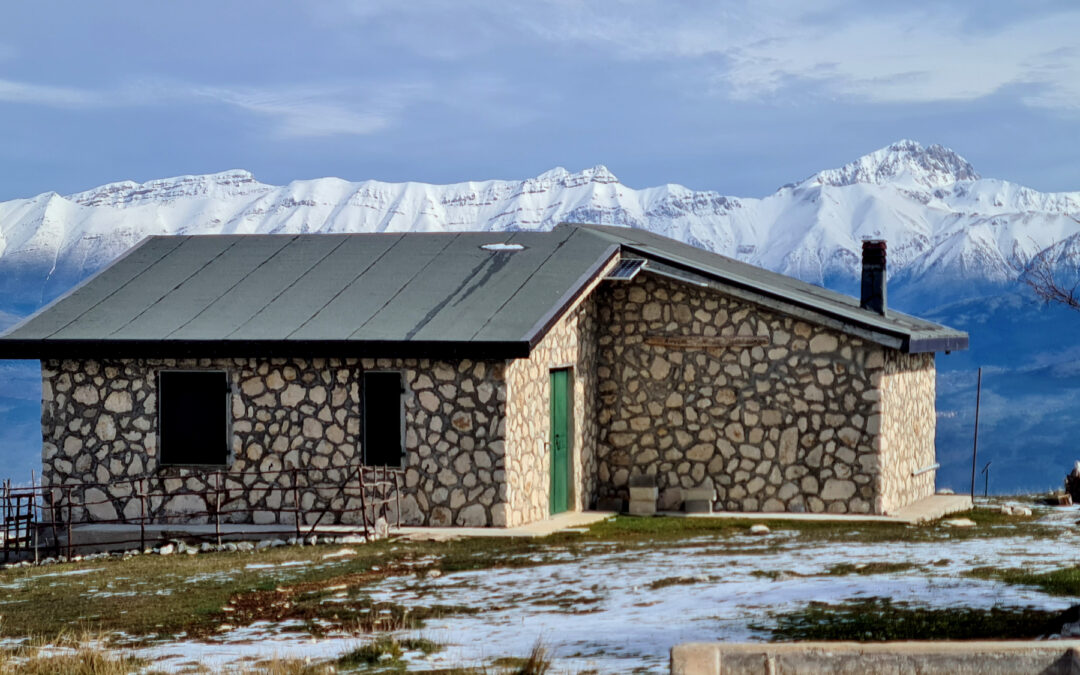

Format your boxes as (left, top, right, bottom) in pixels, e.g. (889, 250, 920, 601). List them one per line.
(137, 510, 1080, 673)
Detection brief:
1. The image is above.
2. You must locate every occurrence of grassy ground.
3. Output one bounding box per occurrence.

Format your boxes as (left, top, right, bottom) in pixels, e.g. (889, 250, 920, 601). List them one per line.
(0, 507, 1069, 672)
(0, 510, 1047, 642)
(966, 565, 1080, 597)
(757, 597, 1060, 641)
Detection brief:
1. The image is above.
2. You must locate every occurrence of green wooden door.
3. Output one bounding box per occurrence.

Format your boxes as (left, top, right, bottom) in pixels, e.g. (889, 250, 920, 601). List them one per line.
(549, 369, 570, 515)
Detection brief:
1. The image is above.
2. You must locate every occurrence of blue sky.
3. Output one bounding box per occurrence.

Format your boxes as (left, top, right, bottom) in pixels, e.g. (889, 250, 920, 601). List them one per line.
(2, 1, 1079, 200)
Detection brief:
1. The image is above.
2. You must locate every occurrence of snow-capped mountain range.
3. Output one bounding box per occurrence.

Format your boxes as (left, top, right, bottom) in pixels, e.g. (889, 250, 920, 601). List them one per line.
(2, 139, 1080, 494)
(2, 139, 1080, 316)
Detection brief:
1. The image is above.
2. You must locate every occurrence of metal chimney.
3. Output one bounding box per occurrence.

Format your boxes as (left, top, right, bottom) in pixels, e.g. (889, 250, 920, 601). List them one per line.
(860, 240, 887, 315)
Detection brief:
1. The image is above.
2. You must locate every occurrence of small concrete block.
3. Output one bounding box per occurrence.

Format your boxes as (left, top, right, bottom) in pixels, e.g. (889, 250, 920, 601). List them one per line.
(671, 643, 720, 675)
(628, 474, 657, 488)
(683, 487, 716, 502)
(629, 486, 659, 501)
(684, 499, 714, 514)
(596, 498, 625, 512)
(628, 500, 657, 516)
(658, 487, 683, 511)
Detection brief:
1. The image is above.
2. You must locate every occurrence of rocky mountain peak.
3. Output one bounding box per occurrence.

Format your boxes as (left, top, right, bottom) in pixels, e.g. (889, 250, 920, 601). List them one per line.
(802, 140, 980, 190)
(64, 169, 266, 208)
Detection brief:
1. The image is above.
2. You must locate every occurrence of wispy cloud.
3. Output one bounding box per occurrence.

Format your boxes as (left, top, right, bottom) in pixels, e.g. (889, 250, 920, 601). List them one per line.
(329, 1, 1080, 111)
(0, 79, 103, 107)
(557, 3, 1080, 110)
(187, 84, 431, 138)
(0, 77, 431, 138)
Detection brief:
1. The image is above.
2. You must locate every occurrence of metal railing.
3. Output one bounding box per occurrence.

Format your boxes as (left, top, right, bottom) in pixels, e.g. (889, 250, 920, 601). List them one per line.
(2, 465, 403, 562)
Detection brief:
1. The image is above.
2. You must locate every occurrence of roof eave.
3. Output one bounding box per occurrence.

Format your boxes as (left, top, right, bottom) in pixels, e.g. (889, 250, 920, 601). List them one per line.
(523, 243, 620, 349)
(905, 333, 970, 354)
(0, 339, 533, 361)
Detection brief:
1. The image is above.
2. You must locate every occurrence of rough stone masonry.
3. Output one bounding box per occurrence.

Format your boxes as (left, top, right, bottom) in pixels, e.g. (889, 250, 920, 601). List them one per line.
(593, 273, 936, 515)
(39, 270, 937, 526)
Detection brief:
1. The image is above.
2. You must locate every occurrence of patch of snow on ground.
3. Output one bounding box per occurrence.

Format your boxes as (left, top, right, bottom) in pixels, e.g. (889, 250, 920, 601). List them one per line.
(136, 529, 1080, 673)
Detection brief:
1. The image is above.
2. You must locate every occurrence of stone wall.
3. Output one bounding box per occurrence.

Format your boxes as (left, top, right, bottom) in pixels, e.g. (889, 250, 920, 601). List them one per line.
(41, 356, 510, 527)
(504, 298, 600, 525)
(399, 358, 508, 527)
(877, 351, 937, 513)
(595, 272, 895, 514)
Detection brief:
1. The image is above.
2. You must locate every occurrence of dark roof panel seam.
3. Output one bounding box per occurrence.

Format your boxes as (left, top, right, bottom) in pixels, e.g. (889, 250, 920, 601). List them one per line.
(285, 234, 406, 340)
(402, 234, 522, 341)
(224, 236, 352, 339)
(346, 232, 463, 340)
(466, 228, 578, 342)
(162, 236, 298, 339)
(106, 238, 246, 338)
(40, 236, 189, 339)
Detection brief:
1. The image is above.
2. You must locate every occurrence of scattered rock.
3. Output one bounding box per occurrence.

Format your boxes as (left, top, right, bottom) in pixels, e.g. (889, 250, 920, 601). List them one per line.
(158, 544, 175, 556)
(749, 524, 771, 535)
(427, 569, 442, 579)
(943, 518, 976, 528)
(375, 517, 389, 539)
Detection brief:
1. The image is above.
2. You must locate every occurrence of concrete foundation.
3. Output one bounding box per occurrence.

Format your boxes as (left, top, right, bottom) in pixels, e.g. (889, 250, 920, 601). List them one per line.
(672, 641, 1080, 675)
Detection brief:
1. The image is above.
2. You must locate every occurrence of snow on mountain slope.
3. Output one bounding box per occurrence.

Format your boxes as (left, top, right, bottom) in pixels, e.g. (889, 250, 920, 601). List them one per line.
(1, 140, 1078, 316)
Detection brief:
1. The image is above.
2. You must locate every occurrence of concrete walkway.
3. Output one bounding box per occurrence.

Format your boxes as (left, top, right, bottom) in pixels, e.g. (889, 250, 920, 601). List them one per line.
(398, 510, 616, 541)
(36, 495, 969, 555)
(659, 494, 972, 525)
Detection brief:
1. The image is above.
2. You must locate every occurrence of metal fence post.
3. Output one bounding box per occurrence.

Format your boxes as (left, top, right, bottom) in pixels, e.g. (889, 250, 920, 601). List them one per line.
(65, 486, 72, 560)
(139, 479, 147, 551)
(214, 472, 222, 547)
(357, 465, 370, 541)
(291, 470, 301, 540)
(47, 488, 59, 557)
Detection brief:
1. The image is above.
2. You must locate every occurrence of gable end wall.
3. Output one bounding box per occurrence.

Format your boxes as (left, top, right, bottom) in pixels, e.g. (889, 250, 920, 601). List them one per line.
(594, 273, 934, 514)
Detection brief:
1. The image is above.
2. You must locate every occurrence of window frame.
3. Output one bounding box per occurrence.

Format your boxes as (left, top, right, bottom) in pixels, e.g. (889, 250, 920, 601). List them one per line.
(156, 369, 233, 468)
(361, 370, 406, 468)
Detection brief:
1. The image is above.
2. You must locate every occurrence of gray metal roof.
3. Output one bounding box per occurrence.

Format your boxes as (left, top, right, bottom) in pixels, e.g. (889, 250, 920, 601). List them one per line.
(577, 224, 968, 353)
(0, 223, 966, 358)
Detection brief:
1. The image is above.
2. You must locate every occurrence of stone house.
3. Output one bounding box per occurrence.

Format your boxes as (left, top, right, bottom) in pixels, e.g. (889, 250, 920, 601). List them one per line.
(0, 224, 967, 526)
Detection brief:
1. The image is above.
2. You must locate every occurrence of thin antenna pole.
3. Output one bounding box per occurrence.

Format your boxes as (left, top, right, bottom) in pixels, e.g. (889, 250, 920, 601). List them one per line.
(970, 367, 983, 499)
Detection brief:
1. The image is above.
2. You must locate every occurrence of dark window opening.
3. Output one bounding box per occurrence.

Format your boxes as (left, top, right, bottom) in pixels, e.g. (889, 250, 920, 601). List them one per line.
(158, 370, 230, 466)
(363, 371, 404, 467)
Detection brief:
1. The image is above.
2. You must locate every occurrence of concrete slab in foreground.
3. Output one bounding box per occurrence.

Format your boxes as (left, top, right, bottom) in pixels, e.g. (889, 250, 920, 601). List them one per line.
(671, 641, 1080, 674)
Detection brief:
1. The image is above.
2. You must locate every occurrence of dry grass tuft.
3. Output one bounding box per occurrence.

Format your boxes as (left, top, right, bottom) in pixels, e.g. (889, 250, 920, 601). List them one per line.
(0, 637, 146, 675)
